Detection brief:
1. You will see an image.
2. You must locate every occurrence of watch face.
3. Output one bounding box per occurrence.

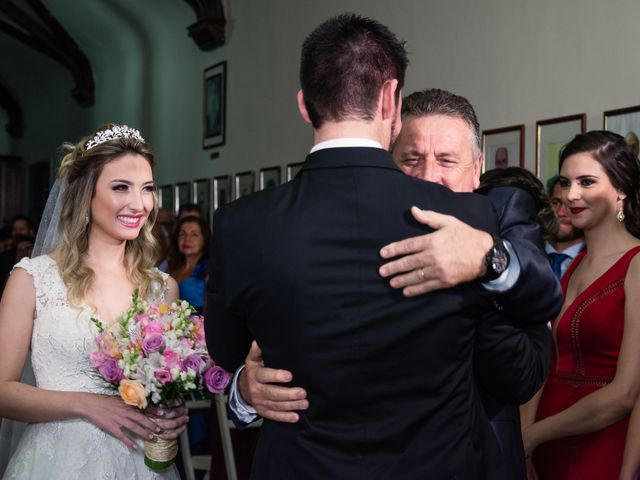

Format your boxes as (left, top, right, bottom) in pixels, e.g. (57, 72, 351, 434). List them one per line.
(492, 248, 509, 274)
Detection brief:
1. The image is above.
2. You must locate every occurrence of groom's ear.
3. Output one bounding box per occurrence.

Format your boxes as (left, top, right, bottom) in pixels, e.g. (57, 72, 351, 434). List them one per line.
(297, 90, 312, 125)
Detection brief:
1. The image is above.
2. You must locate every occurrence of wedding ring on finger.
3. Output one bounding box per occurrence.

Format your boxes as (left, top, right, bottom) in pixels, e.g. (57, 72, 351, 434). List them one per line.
(418, 267, 425, 281)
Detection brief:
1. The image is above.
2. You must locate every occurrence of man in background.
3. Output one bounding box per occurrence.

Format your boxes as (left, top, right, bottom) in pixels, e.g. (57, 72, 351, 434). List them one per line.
(545, 175, 584, 278)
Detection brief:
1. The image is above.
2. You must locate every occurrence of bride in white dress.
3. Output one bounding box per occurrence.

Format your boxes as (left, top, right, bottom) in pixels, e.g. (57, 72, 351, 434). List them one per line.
(0, 125, 188, 479)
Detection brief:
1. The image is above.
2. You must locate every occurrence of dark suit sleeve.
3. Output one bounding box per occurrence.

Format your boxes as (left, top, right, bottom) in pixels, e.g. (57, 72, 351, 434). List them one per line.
(205, 206, 253, 373)
(472, 187, 555, 404)
(474, 309, 551, 404)
(486, 186, 563, 324)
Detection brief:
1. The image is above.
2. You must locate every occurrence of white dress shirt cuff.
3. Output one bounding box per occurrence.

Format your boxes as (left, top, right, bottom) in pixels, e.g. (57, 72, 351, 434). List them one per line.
(228, 365, 259, 424)
(481, 240, 520, 292)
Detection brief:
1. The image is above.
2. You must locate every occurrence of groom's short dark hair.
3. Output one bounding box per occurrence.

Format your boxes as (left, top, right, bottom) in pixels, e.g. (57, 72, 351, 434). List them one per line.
(299, 13, 408, 129)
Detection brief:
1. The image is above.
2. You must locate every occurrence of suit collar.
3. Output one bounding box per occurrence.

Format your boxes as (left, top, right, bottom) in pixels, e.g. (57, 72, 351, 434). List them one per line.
(301, 147, 403, 174)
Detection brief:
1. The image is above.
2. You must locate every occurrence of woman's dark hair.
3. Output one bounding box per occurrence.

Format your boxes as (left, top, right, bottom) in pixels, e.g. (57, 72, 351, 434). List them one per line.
(479, 167, 558, 241)
(168, 215, 211, 273)
(559, 130, 640, 238)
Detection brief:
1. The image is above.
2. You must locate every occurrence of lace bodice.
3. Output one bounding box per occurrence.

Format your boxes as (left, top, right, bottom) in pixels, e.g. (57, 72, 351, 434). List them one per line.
(15, 255, 169, 394)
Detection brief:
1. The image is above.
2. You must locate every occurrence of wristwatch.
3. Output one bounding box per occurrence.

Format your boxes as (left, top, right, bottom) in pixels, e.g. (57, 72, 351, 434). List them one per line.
(482, 235, 510, 281)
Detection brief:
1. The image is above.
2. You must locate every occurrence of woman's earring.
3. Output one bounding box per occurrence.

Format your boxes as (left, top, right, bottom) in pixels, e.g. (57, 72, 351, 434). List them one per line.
(617, 197, 625, 222)
(85, 215, 90, 227)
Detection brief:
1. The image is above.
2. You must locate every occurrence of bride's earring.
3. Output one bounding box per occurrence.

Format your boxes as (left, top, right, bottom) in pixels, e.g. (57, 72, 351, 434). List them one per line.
(85, 215, 90, 227)
(617, 196, 626, 222)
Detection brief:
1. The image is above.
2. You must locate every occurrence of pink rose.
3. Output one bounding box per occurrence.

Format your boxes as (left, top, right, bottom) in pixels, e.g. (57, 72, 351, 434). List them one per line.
(154, 369, 173, 384)
(163, 349, 180, 368)
(204, 365, 231, 394)
(142, 333, 164, 355)
(144, 321, 164, 336)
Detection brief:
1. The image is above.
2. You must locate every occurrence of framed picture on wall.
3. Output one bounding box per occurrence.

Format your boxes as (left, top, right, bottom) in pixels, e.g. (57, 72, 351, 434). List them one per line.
(213, 175, 232, 211)
(259, 166, 281, 190)
(234, 171, 254, 199)
(174, 182, 192, 216)
(536, 114, 586, 184)
(482, 124, 525, 171)
(604, 105, 640, 158)
(203, 61, 227, 149)
(286, 162, 304, 181)
(192, 178, 211, 224)
(159, 184, 174, 213)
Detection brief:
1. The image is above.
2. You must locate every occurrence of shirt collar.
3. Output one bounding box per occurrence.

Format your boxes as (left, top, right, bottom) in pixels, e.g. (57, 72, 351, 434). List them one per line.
(544, 240, 585, 258)
(310, 138, 383, 153)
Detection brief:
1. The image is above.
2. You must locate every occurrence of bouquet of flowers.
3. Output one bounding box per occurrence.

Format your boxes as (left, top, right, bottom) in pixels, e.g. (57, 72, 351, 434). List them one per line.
(90, 290, 230, 471)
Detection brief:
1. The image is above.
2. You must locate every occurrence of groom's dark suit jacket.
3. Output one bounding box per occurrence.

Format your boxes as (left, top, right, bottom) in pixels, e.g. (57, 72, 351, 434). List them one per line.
(207, 147, 538, 479)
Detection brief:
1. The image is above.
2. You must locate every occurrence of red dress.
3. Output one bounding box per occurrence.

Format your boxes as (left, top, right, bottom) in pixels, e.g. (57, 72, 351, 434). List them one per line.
(533, 246, 640, 479)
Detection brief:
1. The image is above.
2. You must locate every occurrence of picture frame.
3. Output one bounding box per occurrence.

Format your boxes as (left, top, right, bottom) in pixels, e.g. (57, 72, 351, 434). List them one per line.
(234, 171, 255, 199)
(536, 114, 586, 184)
(192, 178, 211, 225)
(174, 182, 192, 216)
(203, 61, 227, 149)
(604, 105, 640, 157)
(213, 175, 232, 211)
(482, 125, 525, 171)
(259, 166, 282, 190)
(286, 162, 304, 181)
(158, 184, 174, 213)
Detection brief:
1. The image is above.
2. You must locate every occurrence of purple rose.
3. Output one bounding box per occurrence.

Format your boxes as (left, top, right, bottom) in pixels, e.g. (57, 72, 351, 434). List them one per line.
(204, 365, 231, 394)
(98, 359, 124, 383)
(182, 354, 205, 373)
(142, 333, 165, 355)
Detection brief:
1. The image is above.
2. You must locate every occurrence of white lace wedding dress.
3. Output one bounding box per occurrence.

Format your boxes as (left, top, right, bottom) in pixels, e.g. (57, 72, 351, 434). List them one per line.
(2, 255, 180, 479)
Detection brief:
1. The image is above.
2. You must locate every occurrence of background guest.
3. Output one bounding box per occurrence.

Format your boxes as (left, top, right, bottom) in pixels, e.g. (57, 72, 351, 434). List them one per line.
(0, 216, 35, 295)
(545, 175, 585, 278)
(479, 167, 558, 242)
(153, 207, 174, 272)
(177, 203, 202, 221)
(168, 215, 209, 314)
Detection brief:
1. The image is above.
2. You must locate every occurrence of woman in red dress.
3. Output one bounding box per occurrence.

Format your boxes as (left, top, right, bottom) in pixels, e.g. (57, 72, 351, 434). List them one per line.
(521, 130, 640, 480)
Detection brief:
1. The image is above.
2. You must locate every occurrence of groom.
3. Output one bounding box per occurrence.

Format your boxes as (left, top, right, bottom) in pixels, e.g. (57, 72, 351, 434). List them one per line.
(207, 14, 517, 478)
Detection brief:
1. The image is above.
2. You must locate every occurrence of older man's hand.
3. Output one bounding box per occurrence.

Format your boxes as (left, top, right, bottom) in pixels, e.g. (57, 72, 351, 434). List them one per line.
(379, 206, 494, 296)
(238, 341, 309, 423)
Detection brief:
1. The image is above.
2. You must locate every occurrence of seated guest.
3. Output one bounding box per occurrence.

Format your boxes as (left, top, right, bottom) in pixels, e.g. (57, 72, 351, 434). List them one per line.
(168, 215, 209, 314)
(545, 175, 585, 278)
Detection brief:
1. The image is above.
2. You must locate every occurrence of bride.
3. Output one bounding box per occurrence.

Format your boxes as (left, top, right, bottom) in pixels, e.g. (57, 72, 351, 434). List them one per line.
(0, 124, 188, 478)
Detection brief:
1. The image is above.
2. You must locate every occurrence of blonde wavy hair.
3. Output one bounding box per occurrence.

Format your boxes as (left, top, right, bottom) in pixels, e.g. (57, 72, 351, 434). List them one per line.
(55, 124, 162, 307)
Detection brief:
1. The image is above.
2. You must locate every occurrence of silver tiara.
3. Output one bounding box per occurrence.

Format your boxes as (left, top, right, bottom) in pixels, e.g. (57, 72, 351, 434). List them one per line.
(85, 125, 145, 151)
